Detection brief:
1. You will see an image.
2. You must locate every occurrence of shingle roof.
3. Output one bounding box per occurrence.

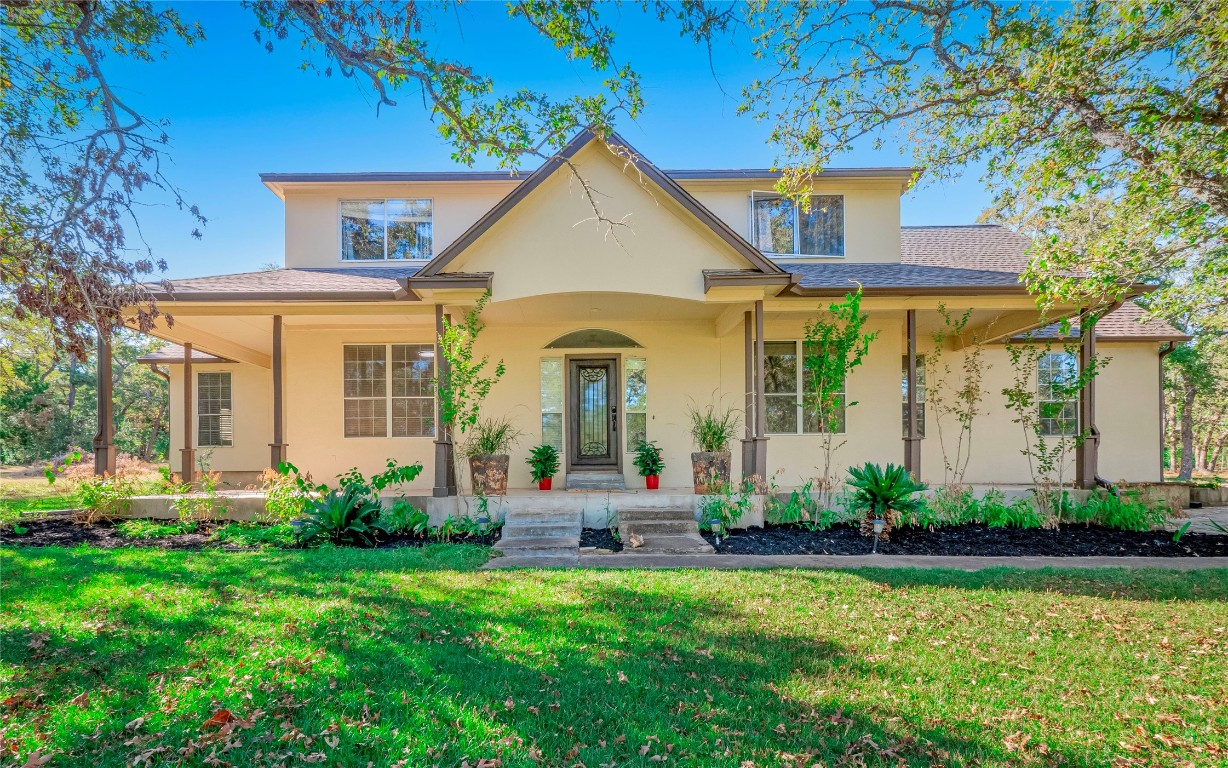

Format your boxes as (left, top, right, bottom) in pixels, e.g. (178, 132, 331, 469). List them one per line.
(137, 343, 229, 363)
(791, 262, 1024, 291)
(901, 224, 1031, 273)
(157, 266, 419, 301)
(1025, 301, 1191, 342)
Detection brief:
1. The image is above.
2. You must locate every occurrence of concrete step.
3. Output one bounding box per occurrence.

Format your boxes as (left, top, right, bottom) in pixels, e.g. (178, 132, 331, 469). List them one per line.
(618, 507, 695, 523)
(503, 509, 582, 524)
(621, 519, 701, 538)
(495, 535, 580, 553)
(565, 472, 626, 491)
(502, 520, 581, 538)
(627, 533, 715, 555)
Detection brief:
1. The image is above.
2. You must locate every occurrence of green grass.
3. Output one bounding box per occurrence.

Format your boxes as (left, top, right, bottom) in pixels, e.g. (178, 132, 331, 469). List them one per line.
(114, 520, 191, 540)
(1, 549, 1225, 767)
(0, 495, 76, 526)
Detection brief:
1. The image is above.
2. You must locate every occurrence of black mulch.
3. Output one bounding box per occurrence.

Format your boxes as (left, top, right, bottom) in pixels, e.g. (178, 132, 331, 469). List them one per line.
(0, 517, 500, 550)
(702, 522, 1228, 558)
(580, 528, 623, 552)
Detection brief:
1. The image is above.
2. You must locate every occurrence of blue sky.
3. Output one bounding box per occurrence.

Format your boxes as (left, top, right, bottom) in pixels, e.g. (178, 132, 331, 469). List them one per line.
(113, 2, 991, 279)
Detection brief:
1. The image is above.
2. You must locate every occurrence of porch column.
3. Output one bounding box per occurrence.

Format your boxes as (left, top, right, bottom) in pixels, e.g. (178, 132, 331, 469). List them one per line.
(903, 309, 922, 479)
(269, 315, 288, 469)
(752, 299, 769, 481)
(433, 304, 457, 497)
(1075, 311, 1099, 489)
(92, 326, 116, 476)
(181, 342, 196, 484)
(741, 310, 756, 482)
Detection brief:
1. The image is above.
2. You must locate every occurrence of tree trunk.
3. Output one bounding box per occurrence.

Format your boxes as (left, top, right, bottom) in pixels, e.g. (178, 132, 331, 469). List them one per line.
(1178, 379, 1197, 480)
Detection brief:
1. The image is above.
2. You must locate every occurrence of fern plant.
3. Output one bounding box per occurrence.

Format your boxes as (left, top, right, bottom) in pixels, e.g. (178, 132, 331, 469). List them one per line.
(845, 463, 926, 540)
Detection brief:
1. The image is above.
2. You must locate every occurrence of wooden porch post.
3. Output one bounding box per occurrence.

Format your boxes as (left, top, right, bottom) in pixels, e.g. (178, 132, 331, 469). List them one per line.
(181, 342, 196, 484)
(904, 309, 922, 479)
(269, 315, 288, 469)
(752, 299, 769, 482)
(1075, 311, 1099, 489)
(433, 304, 456, 497)
(741, 309, 756, 483)
(92, 326, 117, 476)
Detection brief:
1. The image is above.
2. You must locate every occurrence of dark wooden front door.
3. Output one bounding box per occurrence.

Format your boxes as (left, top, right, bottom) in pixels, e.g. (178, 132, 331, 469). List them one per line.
(568, 357, 619, 470)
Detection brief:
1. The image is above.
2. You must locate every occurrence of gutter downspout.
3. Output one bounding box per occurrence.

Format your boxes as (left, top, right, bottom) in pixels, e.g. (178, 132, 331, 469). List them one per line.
(1158, 341, 1178, 481)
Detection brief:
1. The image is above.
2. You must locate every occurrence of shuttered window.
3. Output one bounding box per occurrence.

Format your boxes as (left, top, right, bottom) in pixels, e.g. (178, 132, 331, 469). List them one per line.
(197, 372, 233, 447)
(344, 344, 435, 438)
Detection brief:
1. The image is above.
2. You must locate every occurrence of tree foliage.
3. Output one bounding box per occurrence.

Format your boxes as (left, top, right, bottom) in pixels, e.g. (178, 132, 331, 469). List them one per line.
(1165, 334, 1228, 478)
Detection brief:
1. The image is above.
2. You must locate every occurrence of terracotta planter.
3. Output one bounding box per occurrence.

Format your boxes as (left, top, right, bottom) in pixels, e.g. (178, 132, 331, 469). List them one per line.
(468, 453, 510, 496)
(645, 475, 660, 490)
(690, 451, 731, 494)
(538, 477, 553, 491)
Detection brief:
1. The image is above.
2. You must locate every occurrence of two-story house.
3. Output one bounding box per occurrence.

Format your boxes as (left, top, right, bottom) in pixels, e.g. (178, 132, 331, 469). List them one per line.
(133, 130, 1186, 496)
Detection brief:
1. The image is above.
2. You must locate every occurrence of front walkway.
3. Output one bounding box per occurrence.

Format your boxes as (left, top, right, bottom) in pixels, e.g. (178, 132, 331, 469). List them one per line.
(485, 553, 1228, 570)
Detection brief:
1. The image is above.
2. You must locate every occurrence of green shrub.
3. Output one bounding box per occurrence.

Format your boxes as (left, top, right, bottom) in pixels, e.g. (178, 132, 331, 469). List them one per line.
(525, 444, 561, 482)
(210, 522, 295, 549)
(76, 475, 137, 525)
(978, 492, 1047, 529)
(765, 479, 847, 531)
(171, 469, 228, 527)
(846, 463, 926, 538)
(1073, 490, 1168, 532)
(699, 478, 755, 532)
(383, 499, 430, 536)
(115, 519, 190, 539)
(260, 464, 310, 523)
(631, 440, 665, 477)
(296, 486, 387, 547)
(686, 401, 741, 453)
(463, 416, 523, 457)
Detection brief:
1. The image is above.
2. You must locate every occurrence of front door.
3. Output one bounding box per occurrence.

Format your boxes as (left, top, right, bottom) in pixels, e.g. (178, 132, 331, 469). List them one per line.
(568, 357, 619, 471)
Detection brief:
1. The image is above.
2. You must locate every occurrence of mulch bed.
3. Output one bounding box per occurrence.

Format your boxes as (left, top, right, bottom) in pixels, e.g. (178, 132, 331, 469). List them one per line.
(0, 516, 500, 550)
(580, 528, 623, 552)
(704, 522, 1228, 558)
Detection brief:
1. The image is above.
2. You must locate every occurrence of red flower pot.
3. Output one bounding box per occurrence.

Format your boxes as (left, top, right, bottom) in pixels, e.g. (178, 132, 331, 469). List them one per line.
(538, 477, 553, 491)
(645, 475, 660, 490)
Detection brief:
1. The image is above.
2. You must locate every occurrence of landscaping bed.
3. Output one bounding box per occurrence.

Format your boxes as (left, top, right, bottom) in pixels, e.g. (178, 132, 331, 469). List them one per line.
(706, 522, 1228, 557)
(0, 516, 501, 550)
(580, 527, 623, 551)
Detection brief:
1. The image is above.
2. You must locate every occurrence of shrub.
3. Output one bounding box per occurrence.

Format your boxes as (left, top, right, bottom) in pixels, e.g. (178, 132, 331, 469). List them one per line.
(116, 519, 188, 539)
(978, 491, 1047, 529)
(210, 522, 295, 549)
(699, 478, 755, 532)
(171, 469, 228, 527)
(631, 440, 665, 477)
(525, 444, 561, 482)
(260, 463, 310, 523)
(845, 463, 926, 539)
(1073, 490, 1168, 532)
(686, 401, 741, 453)
(463, 416, 523, 457)
(765, 479, 846, 530)
(382, 499, 430, 536)
(75, 474, 137, 525)
(295, 486, 387, 547)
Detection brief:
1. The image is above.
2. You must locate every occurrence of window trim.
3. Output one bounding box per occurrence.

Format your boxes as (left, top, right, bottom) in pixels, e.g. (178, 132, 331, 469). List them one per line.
(624, 356, 647, 452)
(342, 342, 437, 439)
(196, 370, 233, 449)
(1037, 351, 1080, 438)
(748, 191, 847, 260)
(765, 340, 846, 435)
(901, 354, 926, 439)
(338, 198, 434, 263)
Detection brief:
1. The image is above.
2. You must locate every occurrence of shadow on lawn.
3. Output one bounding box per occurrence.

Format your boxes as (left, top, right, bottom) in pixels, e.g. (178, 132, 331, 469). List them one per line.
(0, 550, 1104, 767)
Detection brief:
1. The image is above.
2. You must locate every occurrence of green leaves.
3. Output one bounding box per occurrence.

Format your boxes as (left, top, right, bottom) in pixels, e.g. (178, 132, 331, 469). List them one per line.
(435, 291, 506, 440)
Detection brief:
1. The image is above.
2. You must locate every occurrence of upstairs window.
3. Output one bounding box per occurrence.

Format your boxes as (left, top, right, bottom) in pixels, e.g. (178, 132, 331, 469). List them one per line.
(750, 192, 845, 258)
(340, 199, 433, 261)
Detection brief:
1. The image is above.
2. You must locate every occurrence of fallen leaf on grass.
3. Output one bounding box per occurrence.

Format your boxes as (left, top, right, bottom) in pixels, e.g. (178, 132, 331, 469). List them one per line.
(202, 710, 237, 730)
(617, 671, 628, 684)
(68, 692, 88, 709)
(22, 750, 53, 767)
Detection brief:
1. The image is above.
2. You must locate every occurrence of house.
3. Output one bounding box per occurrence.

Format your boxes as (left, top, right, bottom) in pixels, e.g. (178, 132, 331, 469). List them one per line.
(120, 130, 1187, 497)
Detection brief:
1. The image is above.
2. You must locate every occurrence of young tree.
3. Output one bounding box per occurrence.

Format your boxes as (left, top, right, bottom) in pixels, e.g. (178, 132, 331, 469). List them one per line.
(801, 288, 877, 508)
(924, 306, 991, 487)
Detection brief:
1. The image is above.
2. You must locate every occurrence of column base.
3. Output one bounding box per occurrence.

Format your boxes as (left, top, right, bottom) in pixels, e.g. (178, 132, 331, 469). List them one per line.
(751, 436, 769, 489)
(269, 443, 288, 470)
(92, 441, 116, 477)
(903, 437, 922, 480)
(433, 439, 457, 497)
(180, 448, 197, 485)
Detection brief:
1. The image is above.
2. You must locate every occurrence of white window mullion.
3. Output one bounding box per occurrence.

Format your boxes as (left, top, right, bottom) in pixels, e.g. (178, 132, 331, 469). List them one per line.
(795, 340, 804, 434)
(385, 343, 393, 437)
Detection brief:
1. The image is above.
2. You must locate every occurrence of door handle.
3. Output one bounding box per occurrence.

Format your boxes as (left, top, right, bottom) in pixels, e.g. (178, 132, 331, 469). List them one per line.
(611, 404, 618, 431)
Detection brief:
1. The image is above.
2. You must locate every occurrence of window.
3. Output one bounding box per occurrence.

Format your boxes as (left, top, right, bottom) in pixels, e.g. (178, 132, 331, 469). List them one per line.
(340, 199, 432, 261)
(901, 355, 926, 438)
(343, 344, 435, 438)
(197, 372, 233, 447)
(540, 358, 564, 451)
(764, 341, 845, 434)
(1038, 352, 1079, 437)
(750, 193, 844, 257)
(625, 357, 647, 450)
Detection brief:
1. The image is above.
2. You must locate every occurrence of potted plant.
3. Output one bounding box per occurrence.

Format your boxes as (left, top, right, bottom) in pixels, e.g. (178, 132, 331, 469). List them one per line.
(632, 440, 665, 490)
(686, 402, 740, 494)
(464, 416, 522, 496)
(526, 444, 560, 491)
(845, 462, 926, 541)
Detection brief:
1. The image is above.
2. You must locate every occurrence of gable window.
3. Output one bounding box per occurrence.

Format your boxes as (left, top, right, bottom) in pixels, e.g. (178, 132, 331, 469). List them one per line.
(197, 372, 233, 447)
(1038, 352, 1079, 437)
(343, 344, 435, 438)
(340, 199, 433, 261)
(764, 341, 845, 434)
(901, 355, 926, 438)
(750, 193, 845, 257)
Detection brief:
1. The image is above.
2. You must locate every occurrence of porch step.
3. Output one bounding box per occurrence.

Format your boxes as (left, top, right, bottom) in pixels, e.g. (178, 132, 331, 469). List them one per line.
(617, 507, 714, 554)
(495, 535, 581, 554)
(628, 534, 715, 555)
(502, 520, 581, 538)
(565, 472, 626, 491)
(495, 507, 582, 560)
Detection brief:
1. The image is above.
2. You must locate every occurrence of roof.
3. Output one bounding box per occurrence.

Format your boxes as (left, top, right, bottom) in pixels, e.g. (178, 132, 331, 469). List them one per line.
(153, 267, 419, 302)
(137, 343, 230, 364)
(1024, 302, 1192, 343)
(416, 129, 785, 278)
(900, 225, 1031, 273)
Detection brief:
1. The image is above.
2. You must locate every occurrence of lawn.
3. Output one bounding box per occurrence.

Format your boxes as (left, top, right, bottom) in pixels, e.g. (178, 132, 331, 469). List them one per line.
(1, 548, 1225, 767)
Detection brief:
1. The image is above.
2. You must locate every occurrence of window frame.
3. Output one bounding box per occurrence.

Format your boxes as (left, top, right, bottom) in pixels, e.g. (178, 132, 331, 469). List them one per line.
(764, 340, 846, 435)
(901, 354, 926, 439)
(1037, 351, 1080, 438)
(624, 356, 647, 452)
(342, 343, 436, 439)
(196, 370, 233, 448)
(338, 198, 434, 262)
(748, 192, 846, 259)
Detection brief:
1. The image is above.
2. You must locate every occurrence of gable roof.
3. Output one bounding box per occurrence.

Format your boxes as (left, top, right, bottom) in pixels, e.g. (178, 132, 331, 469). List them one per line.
(414, 129, 784, 278)
(153, 267, 420, 302)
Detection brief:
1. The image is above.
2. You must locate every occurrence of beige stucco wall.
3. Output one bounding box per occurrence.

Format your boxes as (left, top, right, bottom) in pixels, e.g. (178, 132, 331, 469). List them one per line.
(680, 181, 903, 263)
(281, 181, 519, 269)
(168, 362, 272, 478)
(164, 314, 1165, 490)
